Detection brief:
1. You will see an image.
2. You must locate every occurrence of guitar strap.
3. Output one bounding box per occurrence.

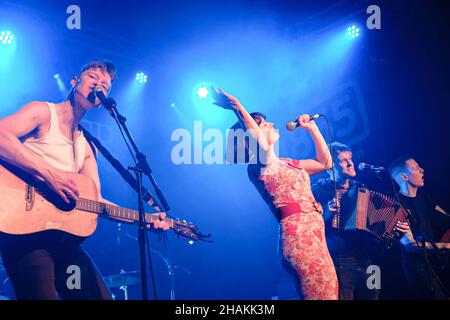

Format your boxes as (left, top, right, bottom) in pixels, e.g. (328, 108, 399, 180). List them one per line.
(78, 125, 162, 212)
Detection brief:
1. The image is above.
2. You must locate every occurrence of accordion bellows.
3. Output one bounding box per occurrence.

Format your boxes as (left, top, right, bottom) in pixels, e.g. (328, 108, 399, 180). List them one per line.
(339, 188, 410, 248)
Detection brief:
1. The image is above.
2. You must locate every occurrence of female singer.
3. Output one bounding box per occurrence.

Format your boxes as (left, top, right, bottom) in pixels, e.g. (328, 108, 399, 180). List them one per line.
(212, 87, 338, 300)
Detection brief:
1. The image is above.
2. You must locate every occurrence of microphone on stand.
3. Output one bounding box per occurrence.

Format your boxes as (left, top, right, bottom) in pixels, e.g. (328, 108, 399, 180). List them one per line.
(286, 114, 322, 131)
(358, 162, 385, 172)
(94, 85, 107, 103)
(94, 85, 116, 111)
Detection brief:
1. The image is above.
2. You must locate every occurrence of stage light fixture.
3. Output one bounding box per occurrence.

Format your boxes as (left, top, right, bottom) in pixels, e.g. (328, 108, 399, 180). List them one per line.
(136, 72, 148, 83)
(0, 31, 14, 45)
(347, 25, 360, 39)
(196, 86, 209, 99)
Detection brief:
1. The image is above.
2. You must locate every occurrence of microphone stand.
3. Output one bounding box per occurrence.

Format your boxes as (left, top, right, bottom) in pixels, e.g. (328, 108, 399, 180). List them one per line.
(100, 96, 170, 300)
(123, 229, 191, 300)
(103, 98, 170, 212)
(150, 249, 191, 300)
(79, 125, 163, 210)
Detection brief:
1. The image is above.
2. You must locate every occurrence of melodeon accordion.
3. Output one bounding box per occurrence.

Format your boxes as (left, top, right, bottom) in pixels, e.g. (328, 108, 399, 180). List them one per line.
(339, 188, 410, 248)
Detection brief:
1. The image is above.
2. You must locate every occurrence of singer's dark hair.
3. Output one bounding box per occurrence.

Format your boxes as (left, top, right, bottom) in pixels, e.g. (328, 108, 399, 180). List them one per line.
(80, 60, 117, 82)
(388, 155, 414, 180)
(226, 112, 266, 164)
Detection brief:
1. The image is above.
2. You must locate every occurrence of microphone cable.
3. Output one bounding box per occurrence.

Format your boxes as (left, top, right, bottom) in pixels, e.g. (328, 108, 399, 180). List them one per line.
(316, 114, 342, 297)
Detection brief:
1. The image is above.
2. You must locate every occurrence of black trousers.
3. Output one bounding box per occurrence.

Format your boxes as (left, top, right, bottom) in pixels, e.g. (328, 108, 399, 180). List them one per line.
(0, 231, 112, 300)
(332, 253, 380, 300)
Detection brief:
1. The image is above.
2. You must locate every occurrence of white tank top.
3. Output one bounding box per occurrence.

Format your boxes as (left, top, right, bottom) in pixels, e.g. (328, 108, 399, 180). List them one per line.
(22, 102, 87, 173)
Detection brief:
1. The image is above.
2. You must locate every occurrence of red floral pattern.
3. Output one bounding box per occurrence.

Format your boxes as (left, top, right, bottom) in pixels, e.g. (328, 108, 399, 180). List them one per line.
(254, 157, 338, 300)
(259, 158, 317, 207)
(280, 212, 338, 300)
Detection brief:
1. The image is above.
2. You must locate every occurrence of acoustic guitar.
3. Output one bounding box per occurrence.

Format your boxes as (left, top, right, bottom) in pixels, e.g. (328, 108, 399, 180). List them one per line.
(0, 160, 207, 242)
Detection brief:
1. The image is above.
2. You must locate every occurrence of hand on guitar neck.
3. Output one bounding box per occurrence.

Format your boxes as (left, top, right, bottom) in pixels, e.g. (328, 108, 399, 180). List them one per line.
(100, 197, 169, 231)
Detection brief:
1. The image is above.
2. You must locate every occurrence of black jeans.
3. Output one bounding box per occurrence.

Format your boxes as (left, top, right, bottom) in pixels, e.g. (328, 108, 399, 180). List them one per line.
(1, 232, 111, 300)
(332, 253, 380, 300)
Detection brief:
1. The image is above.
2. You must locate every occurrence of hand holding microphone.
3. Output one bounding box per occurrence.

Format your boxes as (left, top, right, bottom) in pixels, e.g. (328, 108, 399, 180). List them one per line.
(286, 113, 322, 131)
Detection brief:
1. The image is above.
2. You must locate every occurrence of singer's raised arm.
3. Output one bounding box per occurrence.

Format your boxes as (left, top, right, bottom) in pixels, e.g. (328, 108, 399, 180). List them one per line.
(211, 87, 270, 151)
(291, 115, 332, 175)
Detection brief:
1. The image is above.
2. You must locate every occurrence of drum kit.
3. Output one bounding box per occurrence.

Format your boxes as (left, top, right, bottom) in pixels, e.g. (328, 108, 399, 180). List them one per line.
(103, 269, 140, 300)
(102, 248, 190, 300)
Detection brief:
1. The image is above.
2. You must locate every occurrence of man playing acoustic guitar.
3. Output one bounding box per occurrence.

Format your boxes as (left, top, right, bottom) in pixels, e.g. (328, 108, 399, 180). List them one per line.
(0, 60, 169, 299)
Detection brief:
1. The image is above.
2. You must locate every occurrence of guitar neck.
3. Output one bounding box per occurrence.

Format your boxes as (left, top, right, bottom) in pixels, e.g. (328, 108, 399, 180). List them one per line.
(76, 198, 173, 227)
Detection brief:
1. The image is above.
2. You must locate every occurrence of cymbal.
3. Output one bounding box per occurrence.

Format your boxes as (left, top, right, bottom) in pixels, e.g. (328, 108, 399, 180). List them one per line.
(103, 271, 140, 288)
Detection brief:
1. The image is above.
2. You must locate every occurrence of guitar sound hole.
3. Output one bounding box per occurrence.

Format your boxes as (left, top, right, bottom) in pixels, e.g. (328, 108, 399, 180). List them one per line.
(31, 179, 78, 212)
(57, 199, 77, 212)
(37, 187, 77, 212)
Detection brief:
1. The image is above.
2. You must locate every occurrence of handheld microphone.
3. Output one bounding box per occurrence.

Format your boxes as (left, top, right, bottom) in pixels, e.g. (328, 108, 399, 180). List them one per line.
(286, 114, 322, 131)
(358, 162, 385, 172)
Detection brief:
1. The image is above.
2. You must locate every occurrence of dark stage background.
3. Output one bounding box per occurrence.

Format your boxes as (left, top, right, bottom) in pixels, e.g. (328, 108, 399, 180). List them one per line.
(0, 0, 449, 299)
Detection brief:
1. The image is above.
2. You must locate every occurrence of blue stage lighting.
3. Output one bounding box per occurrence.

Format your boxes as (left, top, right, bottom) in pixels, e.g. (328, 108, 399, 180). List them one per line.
(196, 86, 209, 99)
(347, 25, 360, 39)
(0, 31, 14, 45)
(136, 72, 148, 83)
